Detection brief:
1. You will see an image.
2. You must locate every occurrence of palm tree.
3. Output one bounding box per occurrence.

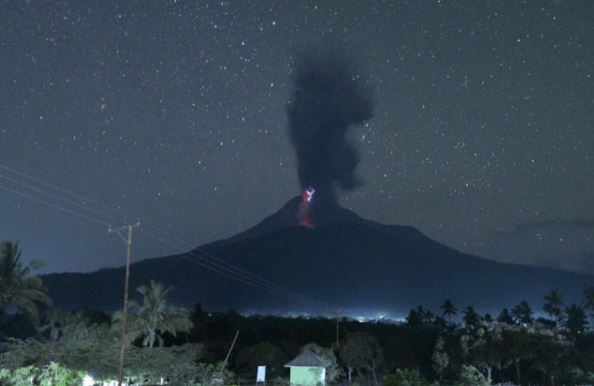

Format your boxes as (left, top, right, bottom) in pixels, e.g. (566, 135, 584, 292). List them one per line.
(543, 289, 564, 323)
(462, 306, 480, 329)
(114, 280, 193, 348)
(583, 287, 594, 325)
(497, 308, 514, 324)
(511, 300, 533, 325)
(501, 328, 532, 385)
(0, 241, 51, 325)
(40, 308, 63, 341)
(40, 308, 85, 342)
(405, 305, 434, 328)
(440, 299, 457, 323)
(564, 304, 588, 337)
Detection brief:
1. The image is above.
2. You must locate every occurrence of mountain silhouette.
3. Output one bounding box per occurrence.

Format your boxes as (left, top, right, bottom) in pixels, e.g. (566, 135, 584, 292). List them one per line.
(43, 197, 594, 317)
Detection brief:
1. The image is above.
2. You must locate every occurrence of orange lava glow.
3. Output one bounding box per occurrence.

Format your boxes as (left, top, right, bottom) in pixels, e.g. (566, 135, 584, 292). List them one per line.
(298, 217, 313, 228)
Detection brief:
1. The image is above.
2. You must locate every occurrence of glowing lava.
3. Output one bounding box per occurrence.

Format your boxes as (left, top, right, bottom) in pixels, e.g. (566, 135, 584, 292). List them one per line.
(304, 186, 315, 202)
(297, 187, 315, 228)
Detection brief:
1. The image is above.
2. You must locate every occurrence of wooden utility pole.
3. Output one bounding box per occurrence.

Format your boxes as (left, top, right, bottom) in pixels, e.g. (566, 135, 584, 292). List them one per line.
(109, 222, 140, 386)
(215, 330, 239, 384)
(222, 330, 240, 368)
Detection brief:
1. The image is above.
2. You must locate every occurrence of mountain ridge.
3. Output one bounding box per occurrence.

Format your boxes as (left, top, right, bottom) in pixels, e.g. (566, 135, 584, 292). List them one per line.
(42, 197, 594, 316)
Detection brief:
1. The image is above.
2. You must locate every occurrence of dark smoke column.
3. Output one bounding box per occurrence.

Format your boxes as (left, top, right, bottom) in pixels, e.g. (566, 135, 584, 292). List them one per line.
(287, 49, 374, 226)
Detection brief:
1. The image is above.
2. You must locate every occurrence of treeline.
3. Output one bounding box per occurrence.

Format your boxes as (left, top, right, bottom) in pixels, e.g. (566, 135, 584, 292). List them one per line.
(1, 240, 594, 385)
(186, 295, 594, 386)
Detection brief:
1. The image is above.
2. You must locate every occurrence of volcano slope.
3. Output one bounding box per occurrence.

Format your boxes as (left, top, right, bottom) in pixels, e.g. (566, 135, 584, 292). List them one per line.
(43, 197, 593, 316)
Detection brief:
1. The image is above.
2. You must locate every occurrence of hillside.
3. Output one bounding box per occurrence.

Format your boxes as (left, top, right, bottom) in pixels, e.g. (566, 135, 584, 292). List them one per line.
(43, 197, 594, 316)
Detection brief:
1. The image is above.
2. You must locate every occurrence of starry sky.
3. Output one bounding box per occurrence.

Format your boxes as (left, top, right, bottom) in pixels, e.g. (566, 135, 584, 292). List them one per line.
(1, 1, 593, 275)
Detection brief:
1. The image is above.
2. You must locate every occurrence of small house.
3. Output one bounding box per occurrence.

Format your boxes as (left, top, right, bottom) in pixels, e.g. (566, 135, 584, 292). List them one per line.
(285, 351, 326, 385)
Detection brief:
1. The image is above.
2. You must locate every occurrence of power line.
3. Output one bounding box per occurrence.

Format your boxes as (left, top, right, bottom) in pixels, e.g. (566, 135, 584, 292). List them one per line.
(134, 227, 321, 305)
(0, 163, 138, 224)
(0, 164, 331, 309)
(0, 184, 108, 226)
(0, 176, 316, 303)
(0, 172, 123, 225)
(0, 163, 324, 304)
(0, 164, 104, 207)
(0, 177, 314, 304)
(137, 224, 319, 303)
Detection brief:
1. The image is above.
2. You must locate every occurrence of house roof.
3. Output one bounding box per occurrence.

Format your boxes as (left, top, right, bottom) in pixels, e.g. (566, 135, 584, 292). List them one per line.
(284, 351, 326, 367)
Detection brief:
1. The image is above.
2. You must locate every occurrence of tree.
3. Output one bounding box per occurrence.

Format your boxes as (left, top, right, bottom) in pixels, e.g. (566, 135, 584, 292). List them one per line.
(583, 287, 594, 326)
(0, 361, 85, 386)
(431, 337, 449, 382)
(564, 304, 587, 337)
(462, 306, 480, 330)
(440, 299, 457, 323)
(457, 364, 488, 386)
(40, 308, 75, 342)
(189, 302, 209, 341)
(300, 343, 342, 383)
(497, 308, 514, 324)
(339, 332, 383, 385)
(500, 327, 532, 385)
(461, 321, 508, 384)
(235, 342, 287, 377)
(0, 241, 51, 326)
(384, 368, 429, 386)
(405, 305, 434, 328)
(511, 300, 533, 325)
(528, 328, 570, 386)
(543, 289, 564, 323)
(0, 331, 205, 384)
(113, 280, 193, 348)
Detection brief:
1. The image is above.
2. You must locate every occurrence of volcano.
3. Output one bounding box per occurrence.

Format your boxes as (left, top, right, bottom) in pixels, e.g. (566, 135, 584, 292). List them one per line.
(43, 198, 594, 317)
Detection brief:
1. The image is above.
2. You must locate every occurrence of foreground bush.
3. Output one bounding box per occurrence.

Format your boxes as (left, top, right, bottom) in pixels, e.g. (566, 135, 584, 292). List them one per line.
(455, 364, 488, 386)
(0, 337, 207, 385)
(0, 362, 84, 386)
(384, 368, 429, 386)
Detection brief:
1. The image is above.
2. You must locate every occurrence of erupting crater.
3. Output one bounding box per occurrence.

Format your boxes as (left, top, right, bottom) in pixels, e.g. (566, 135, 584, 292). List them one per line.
(297, 187, 315, 228)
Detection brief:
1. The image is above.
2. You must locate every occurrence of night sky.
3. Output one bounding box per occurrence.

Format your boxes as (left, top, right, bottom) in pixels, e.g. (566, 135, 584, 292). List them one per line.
(1, 1, 593, 275)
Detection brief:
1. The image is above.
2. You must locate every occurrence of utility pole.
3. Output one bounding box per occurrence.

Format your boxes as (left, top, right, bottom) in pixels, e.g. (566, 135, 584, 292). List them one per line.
(215, 330, 239, 384)
(109, 222, 140, 386)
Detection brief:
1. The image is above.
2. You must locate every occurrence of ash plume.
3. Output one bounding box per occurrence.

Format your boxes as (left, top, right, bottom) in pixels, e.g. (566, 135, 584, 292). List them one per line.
(287, 48, 374, 222)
